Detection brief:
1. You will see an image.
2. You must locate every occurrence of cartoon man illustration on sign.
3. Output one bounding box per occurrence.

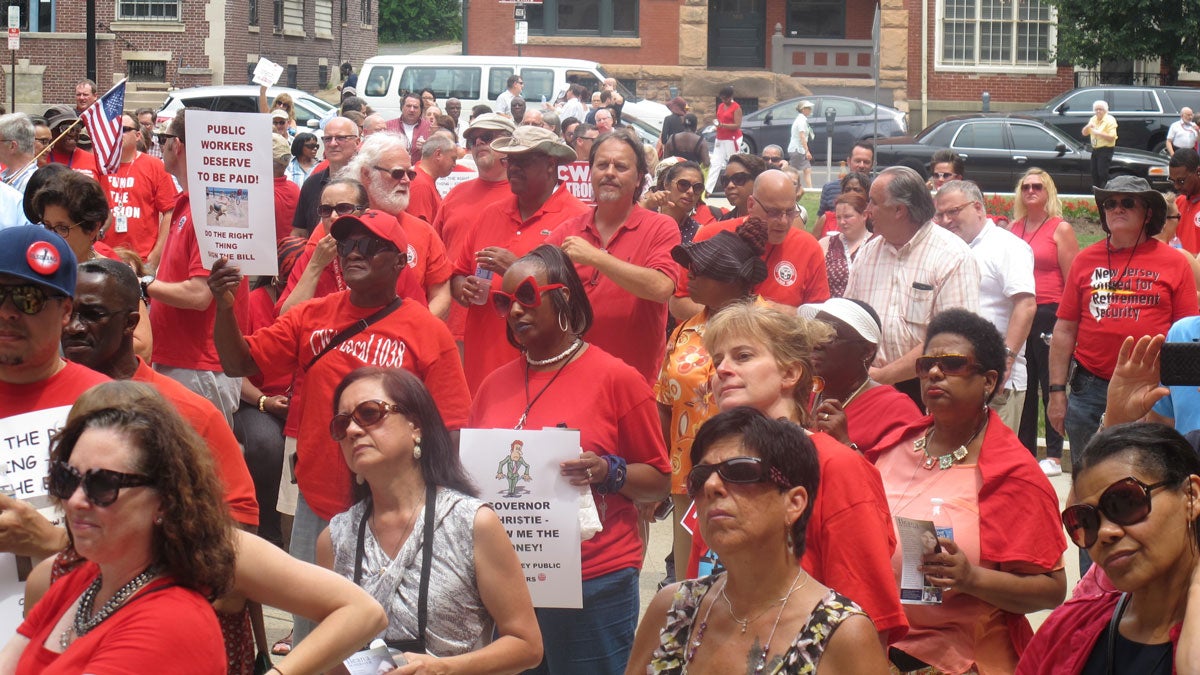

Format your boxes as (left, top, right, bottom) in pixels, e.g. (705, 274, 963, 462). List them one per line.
(496, 439, 532, 497)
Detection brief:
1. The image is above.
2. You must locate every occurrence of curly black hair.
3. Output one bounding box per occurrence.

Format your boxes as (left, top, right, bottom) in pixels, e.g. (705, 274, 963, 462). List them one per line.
(924, 308, 1006, 400)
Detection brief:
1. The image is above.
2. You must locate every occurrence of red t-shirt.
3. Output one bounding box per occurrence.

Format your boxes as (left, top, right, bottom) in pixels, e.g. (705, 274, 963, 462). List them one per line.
(397, 211, 453, 294)
(1176, 193, 1200, 254)
(678, 217, 831, 308)
(245, 292, 470, 520)
(17, 562, 225, 675)
(132, 358, 259, 527)
(1057, 238, 1199, 379)
(844, 384, 922, 453)
(273, 175, 300, 242)
(1009, 216, 1067, 305)
(433, 177, 512, 342)
(0, 361, 109, 418)
(469, 346, 670, 580)
(453, 187, 590, 392)
(47, 148, 100, 182)
(149, 193, 249, 371)
(101, 153, 179, 260)
(406, 166, 443, 224)
(245, 286, 291, 396)
(545, 206, 681, 384)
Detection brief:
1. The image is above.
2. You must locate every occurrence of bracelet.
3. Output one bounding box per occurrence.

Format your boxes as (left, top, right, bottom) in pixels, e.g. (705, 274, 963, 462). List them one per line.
(258, 395, 269, 412)
(1048, 384, 1067, 393)
(597, 455, 627, 495)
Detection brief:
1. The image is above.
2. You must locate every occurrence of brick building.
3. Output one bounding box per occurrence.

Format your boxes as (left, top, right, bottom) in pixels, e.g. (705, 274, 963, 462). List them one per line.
(1, 0, 377, 112)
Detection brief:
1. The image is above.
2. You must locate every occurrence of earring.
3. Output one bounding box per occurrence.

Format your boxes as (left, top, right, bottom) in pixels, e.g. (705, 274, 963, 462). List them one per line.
(155, 516, 163, 525)
(558, 311, 571, 333)
(786, 529, 795, 553)
(355, 473, 364, 485)
(413, 438, 422, 460)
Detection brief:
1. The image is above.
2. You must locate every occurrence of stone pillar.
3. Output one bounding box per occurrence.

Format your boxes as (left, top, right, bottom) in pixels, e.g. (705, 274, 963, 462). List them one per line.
(679, 0, 708, 67)
(878, 0, 909, 111)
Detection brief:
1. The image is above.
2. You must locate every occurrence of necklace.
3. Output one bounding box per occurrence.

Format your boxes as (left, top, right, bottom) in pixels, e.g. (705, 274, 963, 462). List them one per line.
(370, 493, 425, 565)
(917, 417, 987, 470)
(1018, 214, 1050, 244)
(516, 341, 585, 429)
(684, 569, 809, 673)
(720, 567, 807, 634)
(525, 338, 582, 366)
(61, 564, 159, 649)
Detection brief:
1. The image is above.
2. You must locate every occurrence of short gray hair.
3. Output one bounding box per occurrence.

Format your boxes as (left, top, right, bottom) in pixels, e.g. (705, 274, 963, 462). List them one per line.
(0, 113, 34, 155)
(542, 109, 560, 132)
(935, 179, 984, 205)
(763, 144, 784, 155)
(880, 166, 935, 225)
(340, 131, 408, 181)
(421, 133, 455, 159)
(1093, 100, 1109, 112)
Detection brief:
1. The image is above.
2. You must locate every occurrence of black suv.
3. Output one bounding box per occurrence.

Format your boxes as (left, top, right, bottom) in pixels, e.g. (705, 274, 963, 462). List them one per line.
(1016, 85, 1200, 155)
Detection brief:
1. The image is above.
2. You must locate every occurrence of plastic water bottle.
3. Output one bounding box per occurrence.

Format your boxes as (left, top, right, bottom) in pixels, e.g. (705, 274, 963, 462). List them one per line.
(929, 498, 953, 551)
(470, 265, 493, 305)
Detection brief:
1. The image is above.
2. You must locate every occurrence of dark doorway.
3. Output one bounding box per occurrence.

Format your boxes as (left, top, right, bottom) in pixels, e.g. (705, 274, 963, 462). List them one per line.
(708, 0, 764, 68)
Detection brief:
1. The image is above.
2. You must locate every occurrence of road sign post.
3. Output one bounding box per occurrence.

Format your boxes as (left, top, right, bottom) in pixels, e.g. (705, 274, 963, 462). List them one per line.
(7, 7, 17, 114)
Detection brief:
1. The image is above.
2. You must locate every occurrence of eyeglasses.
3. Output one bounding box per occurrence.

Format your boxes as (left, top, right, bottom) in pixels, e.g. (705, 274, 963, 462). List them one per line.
(915, 353, 983, 378)
(330, 400, 405, 441)
(42, 221, 85, 238)
(718, 172, 752, 189)
(316, 202, 367, 219)
(155, 132, 176, 146)
(34, 136, 50, 145)
(373, 165, 417, 182)
(1102, 197, 1141, 211)
(932, 172, 957, 180)
(467, 131, 507, 146)
(1021, 183, 1046, 192)
(754, 199, 800, 221)
(673, 179, 704, 194)
(322, 134, 359, 144)
(933, 202, 977, 222)
(121, 126, 138, 134)
(48, 461, 151, 508)
(336, 237, 397, 258)
(0, 284, 58, 315)
(1061, 476, 1174, 549)
(491, 276, 564, 316)
(71, 306, 131, 325)
(686, 457, 791, 496)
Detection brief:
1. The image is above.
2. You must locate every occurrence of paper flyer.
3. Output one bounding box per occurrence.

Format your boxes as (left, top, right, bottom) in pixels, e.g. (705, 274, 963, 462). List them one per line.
(252, 57, 284, 87)
(896, 516, 944, 605)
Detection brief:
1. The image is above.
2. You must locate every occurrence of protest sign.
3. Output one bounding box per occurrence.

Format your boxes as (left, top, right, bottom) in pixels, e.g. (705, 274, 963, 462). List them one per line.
(558, 161, 593, 204)
(252, 57, 284, 87)
(436, 164, 478, 198)
(460, 427, 582, 608)
(184, 110, 279, 277)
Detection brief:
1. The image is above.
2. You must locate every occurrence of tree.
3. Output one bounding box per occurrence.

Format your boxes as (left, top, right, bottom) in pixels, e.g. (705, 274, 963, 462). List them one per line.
(1050, 0, 1200, 83)
(378, 0, 463, 42)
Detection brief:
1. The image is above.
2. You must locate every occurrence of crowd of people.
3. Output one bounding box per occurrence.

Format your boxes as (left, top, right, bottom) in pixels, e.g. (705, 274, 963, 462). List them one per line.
(1, 72, 1200, 675)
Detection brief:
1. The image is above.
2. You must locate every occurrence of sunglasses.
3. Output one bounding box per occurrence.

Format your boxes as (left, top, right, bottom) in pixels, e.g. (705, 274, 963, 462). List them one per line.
(915, 353, 983, 378)
(317, 202, 366, 219)
(686, 457, 791, 496)
(48, 461, 151, 508)
(273, 119, 289, 125)
(330, 400, 404, 441)
(491, 276, 564, 316)
(718, 172, 752, 189)
(336, 237, 396, 259)
(1061, 477, 1174, 549)
(932, 172, 957, 180)
(1021, 183, 1046, 192)
(374, 165, 417, 182)
(0, 284, 58, 315)
(467, 131, 507, 146)
(121, 126, 138, 134)
(1102, 197, 1142, 211)
(304, 143, 319, 150)
(673, 179, 704, 194)
(155, 132, 176, 146)
(764, 156, 784, 164)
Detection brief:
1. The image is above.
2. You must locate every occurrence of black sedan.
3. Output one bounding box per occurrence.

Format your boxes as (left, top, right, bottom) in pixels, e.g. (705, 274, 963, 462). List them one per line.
(873, 114, 1170, 194)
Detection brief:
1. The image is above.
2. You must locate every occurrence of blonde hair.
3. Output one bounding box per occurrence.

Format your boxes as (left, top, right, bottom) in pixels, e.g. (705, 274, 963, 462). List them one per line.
(1012, 167, 1063, 221)
(702, 301, 833, 425)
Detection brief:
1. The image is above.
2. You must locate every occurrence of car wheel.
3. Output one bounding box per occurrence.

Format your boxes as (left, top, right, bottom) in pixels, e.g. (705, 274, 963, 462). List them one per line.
(739, 138, 753, 154)
(1151, 140, 1169, 157)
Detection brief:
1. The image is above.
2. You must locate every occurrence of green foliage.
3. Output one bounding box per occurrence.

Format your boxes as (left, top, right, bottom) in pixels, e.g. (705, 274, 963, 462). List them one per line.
(1048, 0, 1200, 82)
(379, 0, 462, 42)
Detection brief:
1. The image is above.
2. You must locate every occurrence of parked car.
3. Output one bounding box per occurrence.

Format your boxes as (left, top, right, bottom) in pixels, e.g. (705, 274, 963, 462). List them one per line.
(1014, 85, 1200, 155)
(156, 85, 338, 129)
(700, 95, 907, 161)
(873, 114, 1170, 194)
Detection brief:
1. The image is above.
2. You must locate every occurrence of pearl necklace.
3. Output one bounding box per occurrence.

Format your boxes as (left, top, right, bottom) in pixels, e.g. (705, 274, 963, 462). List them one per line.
(525, 338, 582, 366)
(61, 564, 159, 649)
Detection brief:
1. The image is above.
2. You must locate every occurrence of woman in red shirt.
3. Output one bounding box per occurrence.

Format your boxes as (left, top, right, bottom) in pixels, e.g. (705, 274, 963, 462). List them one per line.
(703, 85, 743, 195)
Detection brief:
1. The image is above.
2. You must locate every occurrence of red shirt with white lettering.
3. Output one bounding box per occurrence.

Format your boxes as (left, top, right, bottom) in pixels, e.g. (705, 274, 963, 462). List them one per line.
(101, 153, 179, 260)
(244, 292, 470, 520)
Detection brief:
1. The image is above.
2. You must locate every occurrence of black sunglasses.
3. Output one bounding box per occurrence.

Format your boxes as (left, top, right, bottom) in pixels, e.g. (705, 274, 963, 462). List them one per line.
(336, 237, 396, 259)
(121, 126, 138, 134)
(718, 172, 752, 189)
(330, 400, 405, 441)
(0, 284, 58, 315)
(1102, 197, 1141, 211)
(1061, 477, 1175, 549)
(155, 132, 176, 146)
(673, 179, 704, 194)
(304, 143, 320, 150)
(374, 165, 417, 182)
(467, 131, 507, 146)
(491, 276, 564, 317)
(686, 457, 791, 496)
(317, 202, 366, 219)
(48, 461, 152, 507)
(915, 353, 983, 378)
(764, 156, 784, 164)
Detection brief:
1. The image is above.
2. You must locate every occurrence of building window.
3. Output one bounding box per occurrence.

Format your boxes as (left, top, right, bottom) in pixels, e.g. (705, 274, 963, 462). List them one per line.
(527, 0, 637, 36)
(283, 0, 303, 33)
(319, 64, 329, 88)
(938, 0, 1055, 69)
(360, 0, 371, 23)
(287, 64, 297, 88)
(127, 60, 167, 82)
(117, 0, 179, 20)
(273, 0, 283, 31)
(4, 0, 53, 32)
(249, 0, 258, 26)
(315, 0, 332, 33)
(785, 0, 843, 38)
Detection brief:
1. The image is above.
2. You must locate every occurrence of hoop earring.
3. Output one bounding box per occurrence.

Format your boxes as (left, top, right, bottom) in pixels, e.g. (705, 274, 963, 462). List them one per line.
(558, 311, 571, 334)
(413, 438, 422, 460)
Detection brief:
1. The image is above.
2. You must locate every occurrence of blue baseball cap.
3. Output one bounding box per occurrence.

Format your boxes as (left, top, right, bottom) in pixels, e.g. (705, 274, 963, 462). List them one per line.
(0, 226, 77, 297)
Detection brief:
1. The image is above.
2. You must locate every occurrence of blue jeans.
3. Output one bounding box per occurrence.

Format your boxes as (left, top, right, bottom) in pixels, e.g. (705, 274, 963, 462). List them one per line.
(526, 567, 639, 675)
(290, 492, 330, 646)
(1064, 364, 1109, 460)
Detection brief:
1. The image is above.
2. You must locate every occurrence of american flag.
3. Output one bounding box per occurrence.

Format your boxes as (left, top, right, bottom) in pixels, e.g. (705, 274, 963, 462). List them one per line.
(80, 79, 127, 176)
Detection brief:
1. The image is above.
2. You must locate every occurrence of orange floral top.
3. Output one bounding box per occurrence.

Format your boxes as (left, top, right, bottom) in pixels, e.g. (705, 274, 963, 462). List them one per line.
(654, 309, 719, 494)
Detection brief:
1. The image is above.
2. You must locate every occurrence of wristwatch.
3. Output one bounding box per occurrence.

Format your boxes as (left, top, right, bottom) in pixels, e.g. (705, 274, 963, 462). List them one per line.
(139, 274, 155, 299)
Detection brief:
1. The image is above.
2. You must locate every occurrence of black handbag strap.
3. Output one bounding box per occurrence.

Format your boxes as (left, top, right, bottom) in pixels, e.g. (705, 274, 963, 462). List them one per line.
(305, 296, 402, 370)
(354, 483, 437, 654)
(1106, 592, 1130, 675)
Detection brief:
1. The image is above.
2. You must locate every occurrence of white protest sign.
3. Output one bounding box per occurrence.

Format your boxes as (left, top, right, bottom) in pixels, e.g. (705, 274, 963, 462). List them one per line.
(558, 161, 593, 204)
(252, 57, 284, 87)
(0, 405, 71, 637)
(460, 427, 582, 608)
(184, 110, 279, 276)
(436, 164, 478, 198)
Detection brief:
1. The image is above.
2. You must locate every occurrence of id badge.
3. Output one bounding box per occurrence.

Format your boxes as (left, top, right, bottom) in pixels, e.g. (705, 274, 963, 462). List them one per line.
(114, 214, 128, 233)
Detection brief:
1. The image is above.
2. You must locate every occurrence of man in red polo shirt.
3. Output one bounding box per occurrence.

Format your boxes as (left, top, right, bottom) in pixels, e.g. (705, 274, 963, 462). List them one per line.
(545, 129, 680, 384)
(1170, 148, 1200, 253)
(450, 125, 588, 392)
(405, 132, 456, 223)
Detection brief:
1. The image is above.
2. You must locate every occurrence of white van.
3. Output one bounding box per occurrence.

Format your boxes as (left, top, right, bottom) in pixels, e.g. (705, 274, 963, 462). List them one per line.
(357, 55, 668, 128)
